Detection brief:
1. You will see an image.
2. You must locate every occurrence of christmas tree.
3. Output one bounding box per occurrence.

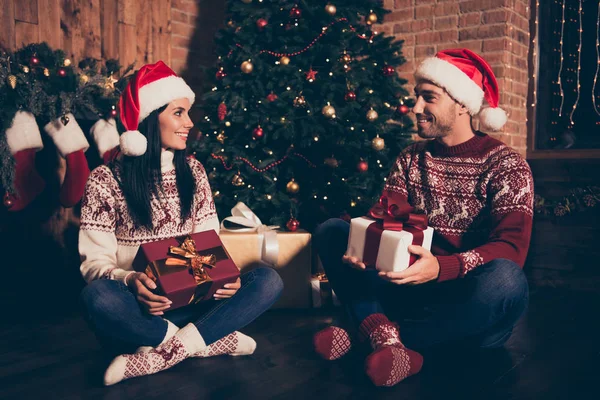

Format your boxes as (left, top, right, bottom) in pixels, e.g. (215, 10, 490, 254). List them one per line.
(192, 0, 414, 231)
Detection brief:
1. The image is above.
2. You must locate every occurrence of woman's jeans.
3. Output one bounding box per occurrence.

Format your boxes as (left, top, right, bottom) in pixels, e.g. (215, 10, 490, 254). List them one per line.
(81, 267, 283, 353)
(314, 218, 529, 350)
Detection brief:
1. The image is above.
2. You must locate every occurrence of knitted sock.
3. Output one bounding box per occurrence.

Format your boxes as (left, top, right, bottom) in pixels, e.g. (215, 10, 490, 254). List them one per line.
(135, 319, 179, 354)
(192, 331, 257, 358)
(313, 326, 352, 360)
(359, 313, 423, 387)
(104, 323, 206, 386)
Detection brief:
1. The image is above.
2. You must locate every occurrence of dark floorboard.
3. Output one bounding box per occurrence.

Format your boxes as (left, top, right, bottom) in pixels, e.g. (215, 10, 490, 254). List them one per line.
(1, 266, 600, 400)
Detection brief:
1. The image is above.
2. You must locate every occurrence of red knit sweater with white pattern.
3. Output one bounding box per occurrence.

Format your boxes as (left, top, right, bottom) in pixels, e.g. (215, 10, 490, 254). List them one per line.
(383, 132, 534, 282)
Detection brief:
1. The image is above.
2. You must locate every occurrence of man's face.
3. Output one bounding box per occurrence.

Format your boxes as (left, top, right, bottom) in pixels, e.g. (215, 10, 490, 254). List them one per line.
(412, 81, 460, 139)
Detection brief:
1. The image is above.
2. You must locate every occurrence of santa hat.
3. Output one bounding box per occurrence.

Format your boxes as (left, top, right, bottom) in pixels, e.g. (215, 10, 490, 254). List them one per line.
(118, 61, 195, 156)
(414, 48, 507, 131)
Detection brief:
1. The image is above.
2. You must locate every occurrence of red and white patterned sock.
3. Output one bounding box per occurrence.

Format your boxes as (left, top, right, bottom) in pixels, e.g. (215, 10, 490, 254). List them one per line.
(104, 323, 206, 386)
(359, 313, 423, 387)
(313, 326, 352, 360)
(192, 331, 256, 358)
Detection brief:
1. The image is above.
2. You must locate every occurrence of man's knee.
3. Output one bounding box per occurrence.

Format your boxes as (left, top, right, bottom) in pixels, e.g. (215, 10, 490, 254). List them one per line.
(313, 218, 350, 249)
(476, 259, 529, 316)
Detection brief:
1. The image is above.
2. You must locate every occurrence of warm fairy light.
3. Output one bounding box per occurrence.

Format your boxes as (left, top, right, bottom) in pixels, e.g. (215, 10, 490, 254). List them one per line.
(569, 0, 583, 125)
(558, 0, 566, 116)
(593, 1, 600, 116)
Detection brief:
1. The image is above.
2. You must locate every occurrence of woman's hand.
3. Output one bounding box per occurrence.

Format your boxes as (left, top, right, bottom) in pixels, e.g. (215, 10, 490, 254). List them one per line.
(213, 277, 241, 300)
(126, 272, 172, 315)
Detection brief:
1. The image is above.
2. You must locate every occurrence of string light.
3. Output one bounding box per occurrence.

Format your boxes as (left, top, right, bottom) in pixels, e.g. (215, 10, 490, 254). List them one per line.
(531, 1, 539, 109)
(557, 0, 566, 116)
(593, 1, 600, 116)
(569, 0, 583, 125)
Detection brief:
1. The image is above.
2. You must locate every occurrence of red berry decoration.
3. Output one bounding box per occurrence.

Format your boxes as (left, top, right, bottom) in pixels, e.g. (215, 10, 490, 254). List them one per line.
(397, 104, 410, 115)
(216, 69, 226, 80)
(256, 18, 268, 30)
(266, 93, 278, 102)
(345, 91, 356, 102)
(290, 6, 301, 18)
(383, 65, 395, 76)
(252, 126, 264, 139)
(31, 56, 40, 65)
(58, 68, 66, 77)
(218, 102, 227, 121)
(357, 160, 368, 172)
(286, 217, 300, 232)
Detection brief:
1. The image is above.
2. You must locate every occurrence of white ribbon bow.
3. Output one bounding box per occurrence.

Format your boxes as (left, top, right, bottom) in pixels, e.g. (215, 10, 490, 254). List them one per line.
(220, 202, 280, 266)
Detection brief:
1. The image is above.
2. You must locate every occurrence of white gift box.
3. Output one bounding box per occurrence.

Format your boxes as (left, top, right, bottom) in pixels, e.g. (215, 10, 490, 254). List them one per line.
(345, 217, 434, 272)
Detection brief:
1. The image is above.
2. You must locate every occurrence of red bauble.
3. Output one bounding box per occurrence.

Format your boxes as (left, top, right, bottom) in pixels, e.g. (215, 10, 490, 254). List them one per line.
(340, 212, 351, 222)
(31, 56, 39, 65)
(252, 126, 264, 139)
(256, 18, 268, 30)
(290, 6, 301, 18)
(216, 69, 226, 80)
(345, 91, 356, 101)
(3, 192, 14, 208)
(110, 109, 118, 117)
(397, 104, 410, 115)
(58, 68, 67, 77)
(266, 93, 278, 102)
(286, 217, 300, 232)
(218, 102, 227, 121)
(357, 160, 368, 172)
(382, 65, 395, 76)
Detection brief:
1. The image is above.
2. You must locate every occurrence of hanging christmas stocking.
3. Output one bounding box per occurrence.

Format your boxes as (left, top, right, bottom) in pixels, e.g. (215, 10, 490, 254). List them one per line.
(44, 114, 90, 208)
(90, 118, 120, 164)
(4, 111, 45, 211)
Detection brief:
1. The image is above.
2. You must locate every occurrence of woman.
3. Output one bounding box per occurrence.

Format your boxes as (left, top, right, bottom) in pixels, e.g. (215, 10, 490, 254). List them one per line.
(79, 61, 283, 386)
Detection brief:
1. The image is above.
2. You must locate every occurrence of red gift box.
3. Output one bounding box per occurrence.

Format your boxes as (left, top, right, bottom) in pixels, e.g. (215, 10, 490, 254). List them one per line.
(132, 230, 240, 310)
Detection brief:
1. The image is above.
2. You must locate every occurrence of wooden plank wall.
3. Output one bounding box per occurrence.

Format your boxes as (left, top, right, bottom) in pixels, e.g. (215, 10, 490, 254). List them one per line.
(0, 0, 171, 69)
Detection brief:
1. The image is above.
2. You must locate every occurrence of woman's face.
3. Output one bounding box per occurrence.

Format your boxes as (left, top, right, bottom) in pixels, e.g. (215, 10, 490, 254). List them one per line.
(159, 98, 193, 151)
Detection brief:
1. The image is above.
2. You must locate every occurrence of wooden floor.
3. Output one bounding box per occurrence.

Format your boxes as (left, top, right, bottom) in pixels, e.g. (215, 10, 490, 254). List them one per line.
(1, 261, 599, 400)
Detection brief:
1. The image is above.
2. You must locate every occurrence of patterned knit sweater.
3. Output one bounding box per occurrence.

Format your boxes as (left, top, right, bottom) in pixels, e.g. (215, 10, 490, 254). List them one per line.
(383, 132, 534, 282)
(79, 150, 219, 284)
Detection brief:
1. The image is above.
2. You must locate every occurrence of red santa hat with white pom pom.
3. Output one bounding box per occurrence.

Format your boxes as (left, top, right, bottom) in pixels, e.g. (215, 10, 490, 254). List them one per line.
(414, 48, 507, 131)
(117, 60, 195, 156)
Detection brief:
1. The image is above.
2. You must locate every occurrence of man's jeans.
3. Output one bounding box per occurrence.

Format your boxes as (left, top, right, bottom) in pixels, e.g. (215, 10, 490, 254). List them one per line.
(314, 218, 529, 350)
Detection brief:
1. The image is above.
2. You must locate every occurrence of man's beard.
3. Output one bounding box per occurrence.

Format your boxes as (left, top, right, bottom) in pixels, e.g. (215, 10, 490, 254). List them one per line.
(416, 109, 456, 139)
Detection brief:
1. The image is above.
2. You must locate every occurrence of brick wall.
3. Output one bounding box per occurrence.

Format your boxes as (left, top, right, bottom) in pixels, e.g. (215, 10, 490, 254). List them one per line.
(170, 0, 199, 74)
(379, 0, 531, 156)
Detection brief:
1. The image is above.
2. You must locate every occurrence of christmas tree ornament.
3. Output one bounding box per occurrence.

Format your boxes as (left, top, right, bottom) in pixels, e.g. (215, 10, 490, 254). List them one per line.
(241, 60, 254, 74)
(371, 135, 385, 151)
(280, 56, 291, 65)
(366, 109, 378, 121)
(63, 58, 72, 67)
(241, 0, 252, 3)
(7, 75, 17, 89)
(340, 212, 351, 222)
(227, 19, 235, 27)
(256, 18, 268, 30)
(216, 131, 226, 143)
(340, 53, 352, 64)
(224, 121, 232, 127)
(290, 6, 302, 18)
(344, 91, 356, 101)
(22, 66, 30, 73)
(382, 65, 395, 76)
(232, 173, 245, 186)
(252, 125, 264, 139)
(3, 193, 14, 208)
(61, 114, 70, 125)
(397, 104, 410, 115)
(305, 68, 317, 82)
(31, 56, 39, 65)
(357, 160, 368, 172)
(286, 179, 300, 194)
(58, 68, 67, 77)
(293, 95, 306, 107)
(324, 157, 338, 168)
(110, 107, 118, 117)
(322, 104, 336, 118)
(267, 92, 278, 102)
(218, 102, 227, 121)
(325, 3, 336, 16)
(80, 74, 89, 83)
(208, 171, 217, 180)
(286, 217, 300, 231)
(216, 68, 226, 80)
(366, 12, 378, 25)
(43, 68, 50, 77)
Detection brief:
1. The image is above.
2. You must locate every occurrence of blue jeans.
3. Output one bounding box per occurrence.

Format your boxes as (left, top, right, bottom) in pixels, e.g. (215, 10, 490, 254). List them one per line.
(81, 267, 283, 353)
(314, 218, 529, 350)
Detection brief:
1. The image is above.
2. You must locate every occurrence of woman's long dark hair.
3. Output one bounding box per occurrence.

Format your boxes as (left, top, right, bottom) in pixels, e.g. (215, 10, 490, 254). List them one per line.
(114, 105, 195, 229)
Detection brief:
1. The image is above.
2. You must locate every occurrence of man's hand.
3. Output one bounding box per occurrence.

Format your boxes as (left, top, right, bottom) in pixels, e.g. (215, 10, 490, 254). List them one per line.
(126, 272, 172, 316)
(214, 277, 241, 300)
(378, 245, 440, 285)
(342, 255, 366, 270)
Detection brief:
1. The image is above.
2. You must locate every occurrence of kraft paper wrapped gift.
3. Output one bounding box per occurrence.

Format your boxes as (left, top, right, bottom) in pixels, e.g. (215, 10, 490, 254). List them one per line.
(346, 194, 434, 272)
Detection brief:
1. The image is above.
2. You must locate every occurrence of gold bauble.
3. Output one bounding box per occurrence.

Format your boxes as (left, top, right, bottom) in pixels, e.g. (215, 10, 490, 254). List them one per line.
(325, 4, 336, 15)
(225, 121, 232, 127)
(366, 12, 378, 25)
(63, 58, 72, 67)
(371, 136, 385, 151)
(286, 179, 300, 194)
(280, 56, 290, 65)
(43, 68, 50, 77)
(366, 109, 378, 121)
(216, 132, 226, 143)
(22, 66, 30, 73)
(341, 53, 352, 64)
(241, 60, 254, 73)
(80, 75, 89, 83)
(232, 173, 245, 186)
(7, 75, 17, 89)
(322, 104, 336, 118)
(293, 95, 306, 107)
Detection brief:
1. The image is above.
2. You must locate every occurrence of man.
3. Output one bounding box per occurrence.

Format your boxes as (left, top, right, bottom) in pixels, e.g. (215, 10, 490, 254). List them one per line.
(312, 49, 533, 387)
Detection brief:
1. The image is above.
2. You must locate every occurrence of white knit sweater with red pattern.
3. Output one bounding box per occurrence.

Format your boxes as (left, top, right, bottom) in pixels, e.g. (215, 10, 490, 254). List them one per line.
(383, 132, 534, 282)
(79, 150, 219, 284)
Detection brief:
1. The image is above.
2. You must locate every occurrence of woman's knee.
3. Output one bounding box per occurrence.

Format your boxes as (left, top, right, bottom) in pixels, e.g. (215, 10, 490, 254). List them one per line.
(80, 279, 130, 316)
(248, 266, 284, 301)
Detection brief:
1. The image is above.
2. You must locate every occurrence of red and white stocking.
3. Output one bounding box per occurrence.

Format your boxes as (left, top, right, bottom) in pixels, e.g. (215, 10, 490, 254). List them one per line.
(90, 118, 120, 164)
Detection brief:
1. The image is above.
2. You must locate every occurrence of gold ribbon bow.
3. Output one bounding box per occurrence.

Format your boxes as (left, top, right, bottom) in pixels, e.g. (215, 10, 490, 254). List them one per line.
(165, 236, 215, 284)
